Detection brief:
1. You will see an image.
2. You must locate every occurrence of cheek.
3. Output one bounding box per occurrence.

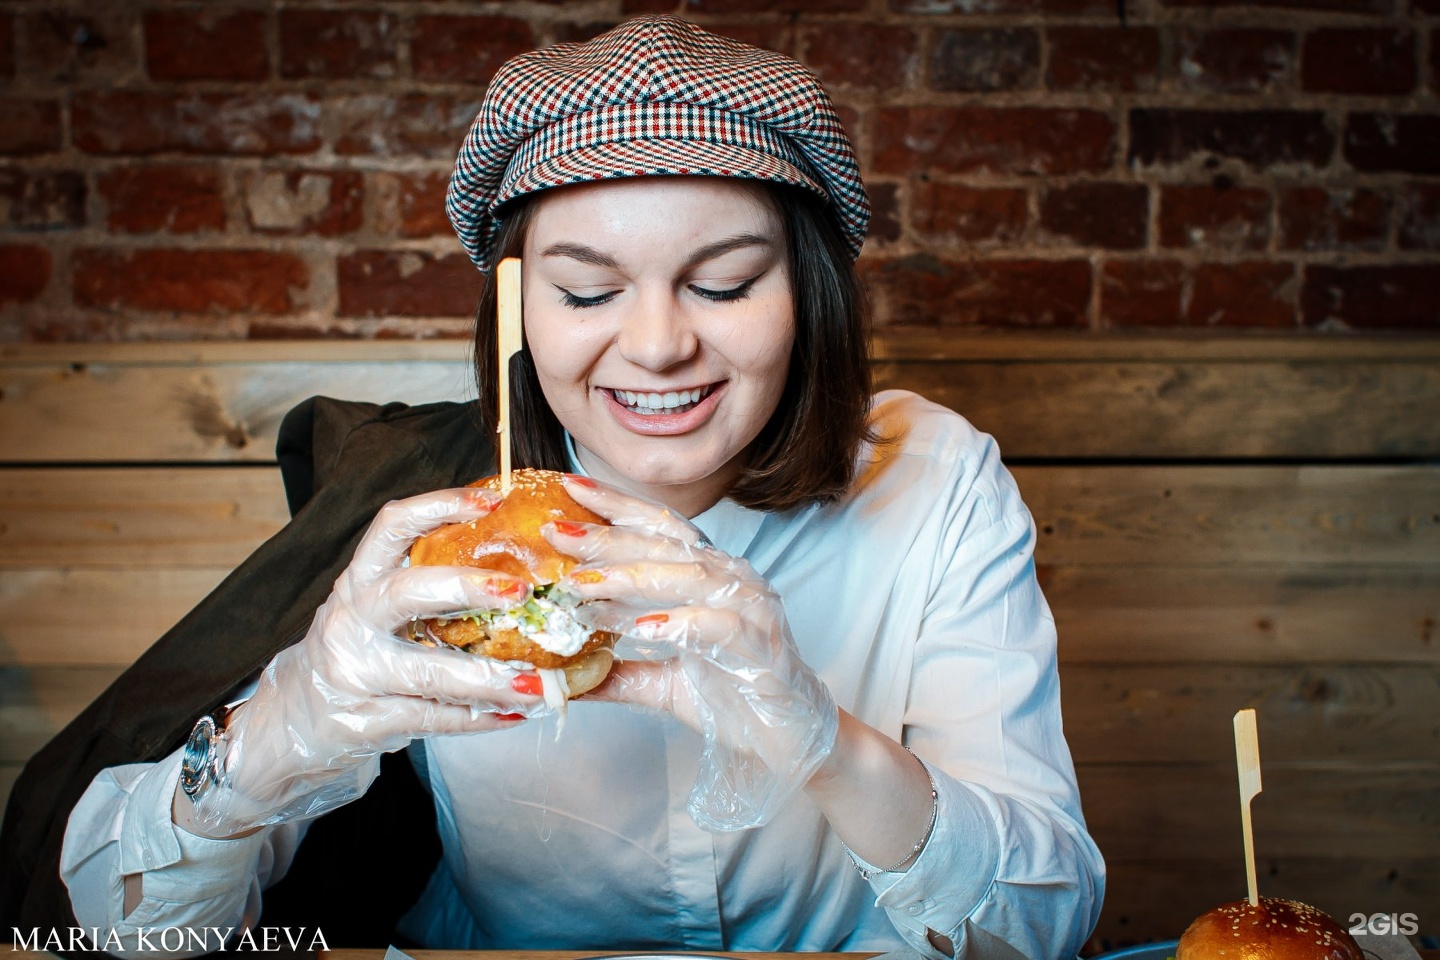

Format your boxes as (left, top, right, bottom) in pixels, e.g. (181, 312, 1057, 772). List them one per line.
(523, 306, 594, 387)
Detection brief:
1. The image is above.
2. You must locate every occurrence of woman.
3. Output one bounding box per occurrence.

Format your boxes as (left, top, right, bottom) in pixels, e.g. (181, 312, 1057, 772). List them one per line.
(39, 16, 1102, 959)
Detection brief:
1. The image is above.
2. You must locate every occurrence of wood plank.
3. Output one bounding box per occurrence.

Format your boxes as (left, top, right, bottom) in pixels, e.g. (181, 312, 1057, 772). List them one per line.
(0, 568, 230, 665)
(1016, 465, 1440, 566)
(1047, 565, 1440, 664)
(5, 466, 1434, 569)
(1078, 763, 1440, 860)
(0, 467, 289, 568)
(0, 358, 476, 463)
(4, 337, 1438, 463)
(1062, 665, 1440, 764)
(1093, 857, 1440, 944)
(0, 665, 119, 763)
(877, 359, 1440, 458)
(7, 331, 1440, 364)
(3, 563, 1432, 668)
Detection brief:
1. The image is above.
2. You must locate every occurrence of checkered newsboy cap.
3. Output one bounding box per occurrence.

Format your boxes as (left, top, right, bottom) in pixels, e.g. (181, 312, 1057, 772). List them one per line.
(447, 16, 869, 272)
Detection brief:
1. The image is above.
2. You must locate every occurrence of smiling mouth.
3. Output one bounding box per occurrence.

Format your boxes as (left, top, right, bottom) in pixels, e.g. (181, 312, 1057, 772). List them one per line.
(609, 384, 717, 416)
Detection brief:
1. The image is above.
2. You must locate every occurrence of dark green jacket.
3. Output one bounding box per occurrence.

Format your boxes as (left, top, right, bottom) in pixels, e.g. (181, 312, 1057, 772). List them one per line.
(0, 397, 494, 950)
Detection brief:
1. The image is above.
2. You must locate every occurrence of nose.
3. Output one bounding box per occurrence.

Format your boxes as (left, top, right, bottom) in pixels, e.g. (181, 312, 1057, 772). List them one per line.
(616, 289, 698, 371)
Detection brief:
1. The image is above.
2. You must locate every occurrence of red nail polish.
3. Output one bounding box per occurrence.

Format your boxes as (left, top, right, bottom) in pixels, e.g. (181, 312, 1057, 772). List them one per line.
(552, 519, 588, 537)
(635, 613, 669, 626)
(495, 712, 526, 722)
(564, 474, 597, 488)
(511, 674, 543, 696)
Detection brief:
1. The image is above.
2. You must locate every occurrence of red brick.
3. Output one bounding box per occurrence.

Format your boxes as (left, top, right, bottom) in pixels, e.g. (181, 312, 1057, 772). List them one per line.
(21, 8, 137, 84)
(74, 249, 308, 314)
(874, 108, 1114, 177)
(1397, 183, 1440, 251)
(860, 255, 1090, 328)
(1047, 27, 1159, 93)
(144, 10, 268, 82)
(243, 170, 363, 237)
(1302, 264, 1440, 330)
(1278, 187, 1388, 252)
(1040, 182, 1147, 250)
(551, 21, 626, 46)
(1188, 262, 1296, 328)
(1345, 114, 1440, 174)
(867, 182, 902, 245)
(1129, 110, 1333, 172)
(1160, 184, 1271, 251)
(804, 23, 918, 91)
(662, 0, 864, 11)
(338, 251, 482, 318)
(376, 171, 452, 239)
(97, 165, 226, 235)
(0, 100, 62, 155)
(1163, 0, 1389, 10)
(0, 15, 12, 79)
(413, 16, 536, 85)
(890, 0, 1112, 12)
(701, 23, 794, 56)
(332, 94, 483, 159)
(0, 167, 86, 229)
(620, 0, 681, 12)
(1101, 259, 1186, 328)
(931, 29, 1039, 92)
(911, 183, 1027, 245)
(280, 10, 399, 80)
(0, 244, 51, 306)
(1174, 29, 1295, 94)
(1303, 29, 1416, 95)
(73, 92, 321, 156)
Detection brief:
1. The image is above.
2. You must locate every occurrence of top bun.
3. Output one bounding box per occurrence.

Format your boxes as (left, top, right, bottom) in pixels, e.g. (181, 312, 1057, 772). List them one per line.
(409, 468, 604, 584)
(1177, 897, 1362, 960)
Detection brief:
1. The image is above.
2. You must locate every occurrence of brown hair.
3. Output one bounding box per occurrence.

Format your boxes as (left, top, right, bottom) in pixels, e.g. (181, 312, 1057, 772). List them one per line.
(471, 182, 874, 513)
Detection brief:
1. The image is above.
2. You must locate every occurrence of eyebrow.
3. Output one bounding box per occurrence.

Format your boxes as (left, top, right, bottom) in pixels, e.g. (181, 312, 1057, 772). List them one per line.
(540, 233, 774, 271)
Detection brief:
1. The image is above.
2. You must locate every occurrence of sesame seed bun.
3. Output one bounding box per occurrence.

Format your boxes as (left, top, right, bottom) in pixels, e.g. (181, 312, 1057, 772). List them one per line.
(1176, 897, 1363, 960)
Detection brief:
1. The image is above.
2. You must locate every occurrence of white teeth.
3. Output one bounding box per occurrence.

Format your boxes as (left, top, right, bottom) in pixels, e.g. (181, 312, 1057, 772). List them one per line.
(613, 386, 711, 414)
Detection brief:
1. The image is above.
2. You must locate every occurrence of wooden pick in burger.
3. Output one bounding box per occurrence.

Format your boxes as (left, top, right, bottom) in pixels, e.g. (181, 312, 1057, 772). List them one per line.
(496, 257, 523, 495)
(1234, 707, 1262, 907)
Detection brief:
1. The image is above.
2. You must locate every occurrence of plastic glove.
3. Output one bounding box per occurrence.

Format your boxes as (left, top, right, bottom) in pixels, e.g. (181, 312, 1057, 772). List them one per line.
(182, 486, 548, 838)
(545, 476, 839, 832)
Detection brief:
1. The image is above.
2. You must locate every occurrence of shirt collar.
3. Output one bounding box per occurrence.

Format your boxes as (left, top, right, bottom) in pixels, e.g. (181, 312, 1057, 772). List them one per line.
(563, 431, 767, 560)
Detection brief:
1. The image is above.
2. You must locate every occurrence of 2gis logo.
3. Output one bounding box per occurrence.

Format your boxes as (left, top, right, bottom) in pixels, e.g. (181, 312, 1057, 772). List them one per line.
(1347, 912, 1420, 936)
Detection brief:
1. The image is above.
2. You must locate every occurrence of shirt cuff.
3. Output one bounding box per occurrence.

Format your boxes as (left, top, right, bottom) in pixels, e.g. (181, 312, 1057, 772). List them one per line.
(117, 749, 266, 902)
(861, 760, 1001, 939)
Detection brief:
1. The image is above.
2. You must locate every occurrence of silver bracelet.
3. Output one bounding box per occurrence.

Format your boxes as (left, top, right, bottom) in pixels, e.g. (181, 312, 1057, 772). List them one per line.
(848, 748, 939, 881)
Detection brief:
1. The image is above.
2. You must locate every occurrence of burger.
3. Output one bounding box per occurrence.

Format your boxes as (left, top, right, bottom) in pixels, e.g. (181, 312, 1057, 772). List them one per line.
(1175, 897, 1363, 960)
(405, 468, 617, 708)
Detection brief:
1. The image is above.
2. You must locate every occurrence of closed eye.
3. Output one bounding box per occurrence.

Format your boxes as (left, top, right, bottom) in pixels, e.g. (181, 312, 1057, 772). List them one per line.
(555, 285, 619, 309)
(691, 277, 758, 303)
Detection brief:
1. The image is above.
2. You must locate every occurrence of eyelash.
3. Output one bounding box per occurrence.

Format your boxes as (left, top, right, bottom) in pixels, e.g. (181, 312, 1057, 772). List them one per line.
(555, 278, 757, 310)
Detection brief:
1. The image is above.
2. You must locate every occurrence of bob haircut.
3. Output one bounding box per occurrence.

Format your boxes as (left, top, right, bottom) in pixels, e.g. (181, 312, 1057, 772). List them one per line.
(470, 181, 874, 514)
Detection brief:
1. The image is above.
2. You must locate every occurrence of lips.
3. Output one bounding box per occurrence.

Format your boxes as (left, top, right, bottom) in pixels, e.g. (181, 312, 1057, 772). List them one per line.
(609, 384, 715, 416)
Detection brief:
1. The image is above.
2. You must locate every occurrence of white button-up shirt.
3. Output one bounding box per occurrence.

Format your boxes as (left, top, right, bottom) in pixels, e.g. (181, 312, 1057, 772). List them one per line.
(62, 390, 1104, 959)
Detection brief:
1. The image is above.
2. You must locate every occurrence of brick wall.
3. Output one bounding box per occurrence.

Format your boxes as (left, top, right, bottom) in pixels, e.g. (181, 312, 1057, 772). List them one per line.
(1, 0, 1437, 340)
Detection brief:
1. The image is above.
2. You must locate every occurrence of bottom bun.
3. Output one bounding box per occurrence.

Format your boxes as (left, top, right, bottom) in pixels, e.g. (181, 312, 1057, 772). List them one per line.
(560, 646, 615, 698)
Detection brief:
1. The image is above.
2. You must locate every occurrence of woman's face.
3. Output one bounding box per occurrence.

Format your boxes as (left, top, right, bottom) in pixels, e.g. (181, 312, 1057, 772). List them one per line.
(521, 177, 794, 516)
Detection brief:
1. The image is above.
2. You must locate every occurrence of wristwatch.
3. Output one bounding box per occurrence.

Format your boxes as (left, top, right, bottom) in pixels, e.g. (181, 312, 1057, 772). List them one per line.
(180, 703, 236, 802)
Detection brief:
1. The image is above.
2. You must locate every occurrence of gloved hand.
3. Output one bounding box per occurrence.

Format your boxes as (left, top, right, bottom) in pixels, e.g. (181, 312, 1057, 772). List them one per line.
(182, 486, 548, 838)
(545, 476, 839, 831)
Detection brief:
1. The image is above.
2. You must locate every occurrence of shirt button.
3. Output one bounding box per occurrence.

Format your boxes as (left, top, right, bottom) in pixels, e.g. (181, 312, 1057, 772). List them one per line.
(905, 903, 924, 916)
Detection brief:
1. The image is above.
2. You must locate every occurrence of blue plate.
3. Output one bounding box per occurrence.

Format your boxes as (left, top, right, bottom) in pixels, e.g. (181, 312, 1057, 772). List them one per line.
(1090, 940, 1180, 960)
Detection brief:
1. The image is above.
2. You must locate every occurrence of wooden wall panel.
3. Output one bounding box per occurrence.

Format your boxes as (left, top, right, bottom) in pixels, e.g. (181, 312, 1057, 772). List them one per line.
(2, 336, 1437, 949)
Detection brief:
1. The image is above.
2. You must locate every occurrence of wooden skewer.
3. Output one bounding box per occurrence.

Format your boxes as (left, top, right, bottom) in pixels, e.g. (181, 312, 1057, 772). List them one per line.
(496, 257, 523, 496)
(1233, 707, 1262, 907)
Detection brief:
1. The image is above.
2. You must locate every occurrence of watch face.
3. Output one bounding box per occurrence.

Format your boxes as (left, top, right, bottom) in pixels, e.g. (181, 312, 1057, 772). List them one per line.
(181, 715, 218, 798)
